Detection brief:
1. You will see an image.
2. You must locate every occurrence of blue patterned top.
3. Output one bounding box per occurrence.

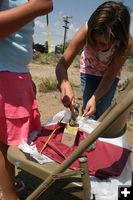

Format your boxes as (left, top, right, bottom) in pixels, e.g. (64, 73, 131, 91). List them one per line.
(0, 0, 34, 72)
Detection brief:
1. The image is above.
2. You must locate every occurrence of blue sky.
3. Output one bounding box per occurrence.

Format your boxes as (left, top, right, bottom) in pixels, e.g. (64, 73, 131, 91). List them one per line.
(33, 0, 133, 48)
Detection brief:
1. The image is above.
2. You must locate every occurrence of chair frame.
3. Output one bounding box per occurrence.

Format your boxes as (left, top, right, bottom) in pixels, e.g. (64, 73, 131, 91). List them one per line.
(7, 83, 133, 200)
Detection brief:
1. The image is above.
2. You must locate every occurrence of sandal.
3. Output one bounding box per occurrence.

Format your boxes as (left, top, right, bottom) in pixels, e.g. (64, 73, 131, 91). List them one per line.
(15, 178, 25, 193)
(15, 178, 32, 200)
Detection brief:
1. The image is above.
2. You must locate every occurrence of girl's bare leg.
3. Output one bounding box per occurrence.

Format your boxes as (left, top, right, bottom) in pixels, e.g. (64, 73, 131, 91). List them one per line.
(0, 141, 19, 200)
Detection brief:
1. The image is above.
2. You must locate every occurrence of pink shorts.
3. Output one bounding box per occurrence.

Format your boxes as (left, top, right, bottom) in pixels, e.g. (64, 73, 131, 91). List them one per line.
(0, 72, 42, 145)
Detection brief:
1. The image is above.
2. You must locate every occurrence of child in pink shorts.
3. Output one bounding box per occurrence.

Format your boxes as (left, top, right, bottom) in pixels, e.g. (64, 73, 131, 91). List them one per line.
(0, 1, 53, 200)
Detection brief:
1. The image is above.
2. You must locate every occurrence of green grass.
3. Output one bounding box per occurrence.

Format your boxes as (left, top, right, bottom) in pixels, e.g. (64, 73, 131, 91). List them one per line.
(33, 52, 62, 65)
(38, 77, 58, 93)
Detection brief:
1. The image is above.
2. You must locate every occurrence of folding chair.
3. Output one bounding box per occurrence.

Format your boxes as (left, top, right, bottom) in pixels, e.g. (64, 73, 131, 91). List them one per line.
(7, 79, 133, 200)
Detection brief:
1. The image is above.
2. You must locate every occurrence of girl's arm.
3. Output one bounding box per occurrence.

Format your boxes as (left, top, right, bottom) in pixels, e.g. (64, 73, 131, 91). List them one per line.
(56, 25, 87, 108)
(0, 0, 53, 39)
(84, 37, 132, 116)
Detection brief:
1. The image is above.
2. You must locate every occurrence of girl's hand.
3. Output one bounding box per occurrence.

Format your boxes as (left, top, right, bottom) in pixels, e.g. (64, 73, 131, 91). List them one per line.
(83, 96, 96, 117)
(60, 81, 75, 110)
(0, 0, 53, 40)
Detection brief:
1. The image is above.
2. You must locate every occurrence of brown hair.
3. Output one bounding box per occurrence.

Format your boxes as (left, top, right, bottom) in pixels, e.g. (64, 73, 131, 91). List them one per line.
(87, 1, 130, 53)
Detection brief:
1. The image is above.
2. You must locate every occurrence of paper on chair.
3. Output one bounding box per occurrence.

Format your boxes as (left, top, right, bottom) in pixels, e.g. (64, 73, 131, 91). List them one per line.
(18, 140, 53, 164)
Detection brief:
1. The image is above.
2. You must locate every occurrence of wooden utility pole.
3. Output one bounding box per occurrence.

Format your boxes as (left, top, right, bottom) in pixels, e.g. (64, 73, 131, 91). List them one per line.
(46, 14, 51, 53)
(62, 16, 72, 53)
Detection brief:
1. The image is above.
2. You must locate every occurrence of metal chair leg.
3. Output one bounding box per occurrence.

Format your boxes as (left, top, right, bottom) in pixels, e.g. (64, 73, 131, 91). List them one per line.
(79, 156, 91, 200)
